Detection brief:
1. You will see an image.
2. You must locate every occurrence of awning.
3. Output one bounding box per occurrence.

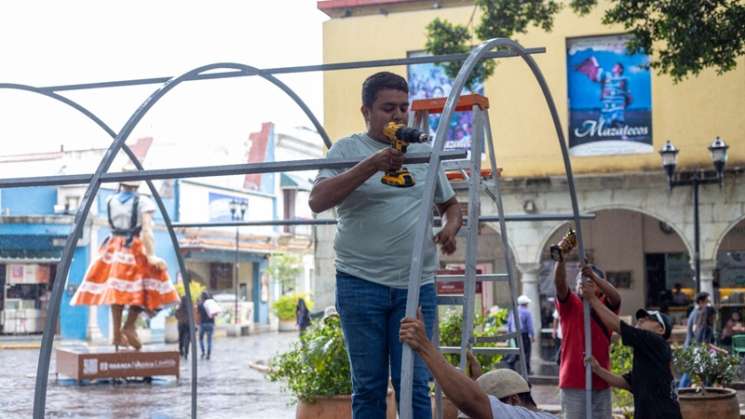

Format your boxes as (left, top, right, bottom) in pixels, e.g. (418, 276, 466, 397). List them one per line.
(0, 248, 62, 264)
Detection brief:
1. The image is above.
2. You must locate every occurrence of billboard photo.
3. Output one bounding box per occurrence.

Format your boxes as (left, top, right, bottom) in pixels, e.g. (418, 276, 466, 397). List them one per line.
(567, 34, 653, 156)
(407, 51, 484, 152)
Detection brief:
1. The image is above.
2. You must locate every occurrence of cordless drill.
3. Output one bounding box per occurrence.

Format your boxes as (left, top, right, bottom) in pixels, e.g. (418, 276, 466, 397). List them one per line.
(381, 122, 431, 187)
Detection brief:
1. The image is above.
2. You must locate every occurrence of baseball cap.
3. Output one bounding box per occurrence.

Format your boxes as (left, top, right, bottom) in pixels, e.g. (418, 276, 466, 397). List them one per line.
(476, 369, 530, 400)
(635, 308, 672, 340)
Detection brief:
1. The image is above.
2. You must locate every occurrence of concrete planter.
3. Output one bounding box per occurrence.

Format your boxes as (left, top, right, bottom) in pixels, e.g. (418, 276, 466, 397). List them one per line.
(278, 319, 297, 332)
(678, 387, 739, 419)
(165, 317, 179, 343)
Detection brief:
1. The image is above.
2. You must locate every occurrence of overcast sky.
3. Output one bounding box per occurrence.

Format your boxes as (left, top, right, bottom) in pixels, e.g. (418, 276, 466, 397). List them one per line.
(0, 0, 328, 173)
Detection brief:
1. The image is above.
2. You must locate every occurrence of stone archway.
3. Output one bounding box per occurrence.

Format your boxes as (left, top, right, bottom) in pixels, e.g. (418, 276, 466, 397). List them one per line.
(538, 209, 691, 314)
(713, 217, 745, 305)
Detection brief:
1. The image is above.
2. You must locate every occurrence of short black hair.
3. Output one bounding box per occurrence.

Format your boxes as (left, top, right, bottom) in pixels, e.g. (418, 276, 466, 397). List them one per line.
(695, 292, 710, 304)
(361, 71, 408, 108)
(499, 392, 537, 409)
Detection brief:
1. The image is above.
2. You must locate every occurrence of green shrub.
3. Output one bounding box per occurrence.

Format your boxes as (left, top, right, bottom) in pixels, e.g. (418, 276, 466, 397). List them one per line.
(272, 292, 314, 321)
(438, 307, 509, 372)
(267, 316, 351, 402)
(610, 341, 634, 419)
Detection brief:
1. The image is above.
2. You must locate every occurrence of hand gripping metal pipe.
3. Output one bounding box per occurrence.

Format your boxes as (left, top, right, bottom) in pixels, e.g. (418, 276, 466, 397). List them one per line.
(397, 38, 590, 419)
(17, 61, 331, 419)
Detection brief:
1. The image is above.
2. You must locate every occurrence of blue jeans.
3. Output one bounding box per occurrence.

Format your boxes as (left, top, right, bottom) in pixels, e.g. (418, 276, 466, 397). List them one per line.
(199, 323, 214, 357)
(336, 271, 435, 419)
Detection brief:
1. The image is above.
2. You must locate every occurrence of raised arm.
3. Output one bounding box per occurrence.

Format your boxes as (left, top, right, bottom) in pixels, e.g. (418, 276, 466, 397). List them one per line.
(554, 260, 570, 301)
(580, 279, 621, 334)
(309, 148, 403, 213)
(400, 314, 492, 419)
(583, 265, 621, 309)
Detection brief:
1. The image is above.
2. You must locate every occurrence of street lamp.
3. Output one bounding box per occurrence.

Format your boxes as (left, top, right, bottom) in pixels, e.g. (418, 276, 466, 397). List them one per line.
(659, 137, 729, 293)
(229, 199, 248, 327)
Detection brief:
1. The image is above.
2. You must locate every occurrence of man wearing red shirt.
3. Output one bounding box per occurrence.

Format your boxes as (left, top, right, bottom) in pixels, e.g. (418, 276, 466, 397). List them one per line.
(555, 257, 621, 419)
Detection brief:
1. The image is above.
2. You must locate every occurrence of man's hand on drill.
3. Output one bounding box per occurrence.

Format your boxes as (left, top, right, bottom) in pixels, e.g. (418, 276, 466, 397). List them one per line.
(367, 148, 404, 173)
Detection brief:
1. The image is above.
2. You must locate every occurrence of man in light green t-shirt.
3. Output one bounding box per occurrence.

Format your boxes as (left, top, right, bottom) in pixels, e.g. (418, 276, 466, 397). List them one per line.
(310, 71, 462, 419)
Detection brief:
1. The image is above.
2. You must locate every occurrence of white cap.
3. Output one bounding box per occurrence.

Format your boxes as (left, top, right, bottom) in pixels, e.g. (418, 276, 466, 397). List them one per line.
(323, 306, 338, 319)
(517, 295, 531, 305)
(477, 369, 530, 399)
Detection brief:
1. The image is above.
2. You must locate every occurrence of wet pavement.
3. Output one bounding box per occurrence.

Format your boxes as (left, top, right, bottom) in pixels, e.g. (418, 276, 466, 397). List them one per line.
(1, 332, 299, 419)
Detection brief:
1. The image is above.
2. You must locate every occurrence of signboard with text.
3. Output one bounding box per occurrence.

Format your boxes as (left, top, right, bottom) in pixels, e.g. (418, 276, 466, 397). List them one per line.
(567, 34, 653, 156)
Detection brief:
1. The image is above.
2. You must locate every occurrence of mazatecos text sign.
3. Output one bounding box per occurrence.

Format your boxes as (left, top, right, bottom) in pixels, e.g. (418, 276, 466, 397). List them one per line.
(566, 34, 653, 156)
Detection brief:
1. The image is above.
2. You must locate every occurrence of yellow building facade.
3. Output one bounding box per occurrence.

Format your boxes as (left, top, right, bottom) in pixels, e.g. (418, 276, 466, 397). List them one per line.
(316, 0, 745, 362)
(319, 0, 744, 177)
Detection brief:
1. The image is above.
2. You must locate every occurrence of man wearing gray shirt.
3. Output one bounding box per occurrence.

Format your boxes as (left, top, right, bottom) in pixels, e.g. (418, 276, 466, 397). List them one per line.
(310, 71, 462, 419)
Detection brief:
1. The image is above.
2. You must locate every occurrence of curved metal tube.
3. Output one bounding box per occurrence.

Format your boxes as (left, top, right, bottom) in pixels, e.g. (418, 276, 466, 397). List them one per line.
(398, 38, 590, 419)
(0, 83, 200, 419)
(7, 60, 330, 418)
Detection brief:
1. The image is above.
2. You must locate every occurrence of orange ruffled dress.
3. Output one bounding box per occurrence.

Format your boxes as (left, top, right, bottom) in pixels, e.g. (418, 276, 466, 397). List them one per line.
(71, 194, 179, 311)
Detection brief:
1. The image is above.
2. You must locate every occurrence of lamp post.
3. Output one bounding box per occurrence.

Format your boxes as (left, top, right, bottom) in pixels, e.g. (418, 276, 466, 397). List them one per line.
(229, 199, 248, 327)
(659, 137, 729, 293)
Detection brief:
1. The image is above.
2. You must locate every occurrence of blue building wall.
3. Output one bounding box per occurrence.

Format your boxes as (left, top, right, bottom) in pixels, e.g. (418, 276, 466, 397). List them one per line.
(60, 246, 90, 340)
(1, 185, 180, 340)
(1, 187, 56, 216)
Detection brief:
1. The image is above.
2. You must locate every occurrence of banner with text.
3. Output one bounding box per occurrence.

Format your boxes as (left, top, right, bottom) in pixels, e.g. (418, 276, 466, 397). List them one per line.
(567, 35, 653, 156)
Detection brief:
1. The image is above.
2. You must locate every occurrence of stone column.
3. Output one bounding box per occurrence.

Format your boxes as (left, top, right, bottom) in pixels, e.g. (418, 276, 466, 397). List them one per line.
(698, 259, 718, 303)
(517, 263, 542, 371)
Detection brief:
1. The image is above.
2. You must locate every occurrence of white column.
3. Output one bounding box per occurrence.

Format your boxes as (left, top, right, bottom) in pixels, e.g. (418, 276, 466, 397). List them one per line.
(518, 263, 542, 369)
(698, 259, 717, 302)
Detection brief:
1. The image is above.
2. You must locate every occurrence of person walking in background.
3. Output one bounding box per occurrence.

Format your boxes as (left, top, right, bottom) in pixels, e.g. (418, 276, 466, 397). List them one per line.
(552, 308, 562, 365)
(197, 292, 216, 360)
(695, 293, 716, 344)
(175, 297, 192, 360)
(506, 295, 535, 375)
(296, 297, 311, 335)
(679, 291, 709, 388)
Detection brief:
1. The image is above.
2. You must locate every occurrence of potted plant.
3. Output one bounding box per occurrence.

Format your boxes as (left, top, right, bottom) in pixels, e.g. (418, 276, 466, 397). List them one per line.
(268, 315, 396, 419)
(673, 343, 740, 419)
(271, 292, 313, 332)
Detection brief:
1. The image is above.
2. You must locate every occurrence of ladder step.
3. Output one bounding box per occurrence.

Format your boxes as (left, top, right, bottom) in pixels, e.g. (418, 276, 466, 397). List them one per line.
(436, 296, 464, 306)
(439, 346, 521, 355)
(436, 273, 508, 282)
(474, 333, 519, 343)
(442, 160, 471, 171)
(478, 213, 596, 222)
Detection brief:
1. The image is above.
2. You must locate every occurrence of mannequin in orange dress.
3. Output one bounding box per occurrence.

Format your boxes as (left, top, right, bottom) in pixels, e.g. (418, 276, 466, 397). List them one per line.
(71, 179, 179, 350)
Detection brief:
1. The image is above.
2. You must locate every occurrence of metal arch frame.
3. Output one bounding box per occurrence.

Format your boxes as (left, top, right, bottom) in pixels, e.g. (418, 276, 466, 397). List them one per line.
(20, 61, 332, 419)
(0, 83, 200, 419)
(398, 38, 591, 419)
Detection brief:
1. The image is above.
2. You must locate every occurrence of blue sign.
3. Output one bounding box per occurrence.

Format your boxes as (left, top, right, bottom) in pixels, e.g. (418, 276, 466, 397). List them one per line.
(567, 35, 653, 156)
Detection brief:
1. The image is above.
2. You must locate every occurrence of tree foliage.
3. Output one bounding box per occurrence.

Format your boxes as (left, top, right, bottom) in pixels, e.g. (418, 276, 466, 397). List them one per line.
(267, 252, 302, 292)
(426, 0, 745, 84)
